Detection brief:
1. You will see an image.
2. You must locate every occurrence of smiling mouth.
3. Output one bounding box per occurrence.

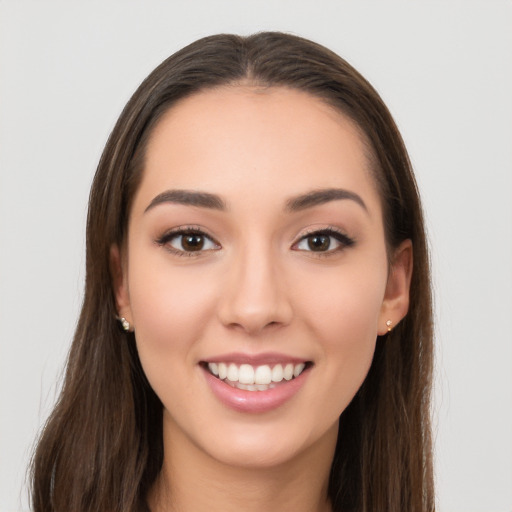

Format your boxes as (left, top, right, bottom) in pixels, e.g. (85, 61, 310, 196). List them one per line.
(202, 361, 312, 391)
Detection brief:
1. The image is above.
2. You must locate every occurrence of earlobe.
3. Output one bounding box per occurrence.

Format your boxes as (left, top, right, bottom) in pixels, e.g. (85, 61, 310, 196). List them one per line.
(110, 244, 133, 325)
(378, 239, 413, 335)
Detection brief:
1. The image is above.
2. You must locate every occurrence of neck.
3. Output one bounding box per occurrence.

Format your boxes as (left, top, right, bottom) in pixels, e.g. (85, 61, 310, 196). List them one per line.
(149, 415, 337, 512)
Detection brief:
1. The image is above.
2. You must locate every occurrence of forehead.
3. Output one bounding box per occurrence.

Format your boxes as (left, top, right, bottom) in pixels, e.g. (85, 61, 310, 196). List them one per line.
(137, 86, 380, 212)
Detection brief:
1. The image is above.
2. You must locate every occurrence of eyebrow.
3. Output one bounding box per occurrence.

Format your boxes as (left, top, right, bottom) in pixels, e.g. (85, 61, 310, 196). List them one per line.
(144, 187, 367, 214)
(144, 190, 226, 213)
(285, 188, 368, 212)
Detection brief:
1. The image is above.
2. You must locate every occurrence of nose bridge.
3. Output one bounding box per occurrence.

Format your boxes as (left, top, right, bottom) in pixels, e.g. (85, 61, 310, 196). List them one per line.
(218, 237, 292, 333)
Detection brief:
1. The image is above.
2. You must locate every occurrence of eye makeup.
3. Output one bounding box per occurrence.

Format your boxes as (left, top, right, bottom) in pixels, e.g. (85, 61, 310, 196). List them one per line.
(292, 226, 355, 256)
(155, 223, 355, 260)
(155, 225, 220, 257)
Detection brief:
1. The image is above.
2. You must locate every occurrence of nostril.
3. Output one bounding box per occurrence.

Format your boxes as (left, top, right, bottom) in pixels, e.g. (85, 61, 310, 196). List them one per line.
(215, 269, 294, 334)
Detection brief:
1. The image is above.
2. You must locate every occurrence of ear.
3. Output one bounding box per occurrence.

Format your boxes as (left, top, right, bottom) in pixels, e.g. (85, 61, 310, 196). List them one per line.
(378, 239, 413, 335)
(110, 244, 133, 325)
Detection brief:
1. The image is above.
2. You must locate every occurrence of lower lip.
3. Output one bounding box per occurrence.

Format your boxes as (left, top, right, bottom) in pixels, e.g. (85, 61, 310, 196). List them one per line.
(202, 366, 309, 413)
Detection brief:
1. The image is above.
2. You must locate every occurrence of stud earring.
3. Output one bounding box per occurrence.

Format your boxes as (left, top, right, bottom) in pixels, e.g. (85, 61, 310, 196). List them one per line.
(386, 319, 392, 332)
(119, 317, 131, 332)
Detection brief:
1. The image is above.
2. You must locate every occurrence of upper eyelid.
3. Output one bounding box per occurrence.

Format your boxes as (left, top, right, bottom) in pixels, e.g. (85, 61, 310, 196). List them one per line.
(294, 226, 351, 240)
(292, 227, 355, 250)
(155, 228, 221, 258)
(158, 225, 215, 238)
(155, 225, 353, 248)
(299, 226, 341, 235)
(156, 226, 220, 247)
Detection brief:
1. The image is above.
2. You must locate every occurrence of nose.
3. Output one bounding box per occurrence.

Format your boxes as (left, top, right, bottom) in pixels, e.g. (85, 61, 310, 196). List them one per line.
(217, 243, 293, 335)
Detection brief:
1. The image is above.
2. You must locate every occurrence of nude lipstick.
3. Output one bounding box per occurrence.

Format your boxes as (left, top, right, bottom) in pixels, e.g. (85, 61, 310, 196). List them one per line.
(201, 353, 311, 413)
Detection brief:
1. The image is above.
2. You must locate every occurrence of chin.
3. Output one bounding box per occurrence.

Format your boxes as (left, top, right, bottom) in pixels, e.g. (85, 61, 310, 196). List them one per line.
(198, 419, 339, 471)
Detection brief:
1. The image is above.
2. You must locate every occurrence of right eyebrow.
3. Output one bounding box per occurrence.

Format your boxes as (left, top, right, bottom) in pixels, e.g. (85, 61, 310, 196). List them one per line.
(144, 189, 226, 213)
(285, 188, 368, 213)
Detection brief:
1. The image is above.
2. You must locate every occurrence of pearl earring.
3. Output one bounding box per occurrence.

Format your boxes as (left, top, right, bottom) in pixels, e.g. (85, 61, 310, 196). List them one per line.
(386, 320, 392, 332)
(119, 317, 131, 332)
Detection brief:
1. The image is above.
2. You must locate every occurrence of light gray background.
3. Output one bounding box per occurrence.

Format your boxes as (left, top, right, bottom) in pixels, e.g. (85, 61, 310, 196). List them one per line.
(1, 2, 511, 511)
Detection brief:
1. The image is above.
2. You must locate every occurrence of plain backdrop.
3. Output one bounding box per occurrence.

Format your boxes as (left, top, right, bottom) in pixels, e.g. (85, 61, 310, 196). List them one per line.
(1, 2, 511, 511)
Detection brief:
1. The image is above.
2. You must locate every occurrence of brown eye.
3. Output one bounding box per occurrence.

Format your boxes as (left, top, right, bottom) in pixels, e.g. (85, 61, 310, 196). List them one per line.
(164, 231, 219, 254)
(181, 234, 205, 251)
(294, 229, 355, 254)
(307, 234, 331, 251)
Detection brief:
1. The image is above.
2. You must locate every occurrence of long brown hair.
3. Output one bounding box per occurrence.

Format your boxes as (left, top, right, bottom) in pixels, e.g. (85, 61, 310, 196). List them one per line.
(31, 32, 434, 512)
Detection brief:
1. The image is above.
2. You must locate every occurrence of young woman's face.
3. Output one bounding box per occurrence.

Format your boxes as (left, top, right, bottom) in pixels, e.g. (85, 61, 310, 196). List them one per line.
(114, 87, 411, 470)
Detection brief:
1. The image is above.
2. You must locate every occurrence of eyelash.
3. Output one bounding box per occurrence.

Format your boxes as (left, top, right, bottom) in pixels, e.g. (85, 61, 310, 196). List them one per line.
(155, 226, 355, 257)
(155, 226, 220, 257)
(292, 227, 355, 256)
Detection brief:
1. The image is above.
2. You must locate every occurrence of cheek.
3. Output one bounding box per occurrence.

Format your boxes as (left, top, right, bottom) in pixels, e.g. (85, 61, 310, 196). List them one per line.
(297, 258, 387, 406)
(327, 278, 384, 341)
(126, 253, 220, 367)
(300, 256, 387, 340)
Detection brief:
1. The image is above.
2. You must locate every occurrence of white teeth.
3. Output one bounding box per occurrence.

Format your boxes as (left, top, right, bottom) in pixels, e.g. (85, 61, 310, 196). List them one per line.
(207, 361, 307, 389)
(227, 363, 238, 382)
(209, 362, 219, 376)
(218, 363, 227, 380)
(254, 365, 272, 385)
(238, 364, 254, 384)
(293, 363, 305, 377)
(283, 363, 294, 381)
(271, 364, 284, 382)
(231, 382, 276, 391)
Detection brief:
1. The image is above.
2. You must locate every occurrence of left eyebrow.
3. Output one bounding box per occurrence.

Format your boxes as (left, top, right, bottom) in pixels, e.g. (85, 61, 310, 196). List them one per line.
(144, 189, 226, 213)
(285, 188, 368, 213)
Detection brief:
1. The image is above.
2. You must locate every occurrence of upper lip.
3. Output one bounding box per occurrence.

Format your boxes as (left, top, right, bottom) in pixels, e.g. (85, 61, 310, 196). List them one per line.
(201, 352, 310, 365)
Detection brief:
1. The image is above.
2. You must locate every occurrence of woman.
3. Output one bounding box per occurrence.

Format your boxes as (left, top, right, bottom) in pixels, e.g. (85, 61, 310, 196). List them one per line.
(31, 32, 434, 512)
